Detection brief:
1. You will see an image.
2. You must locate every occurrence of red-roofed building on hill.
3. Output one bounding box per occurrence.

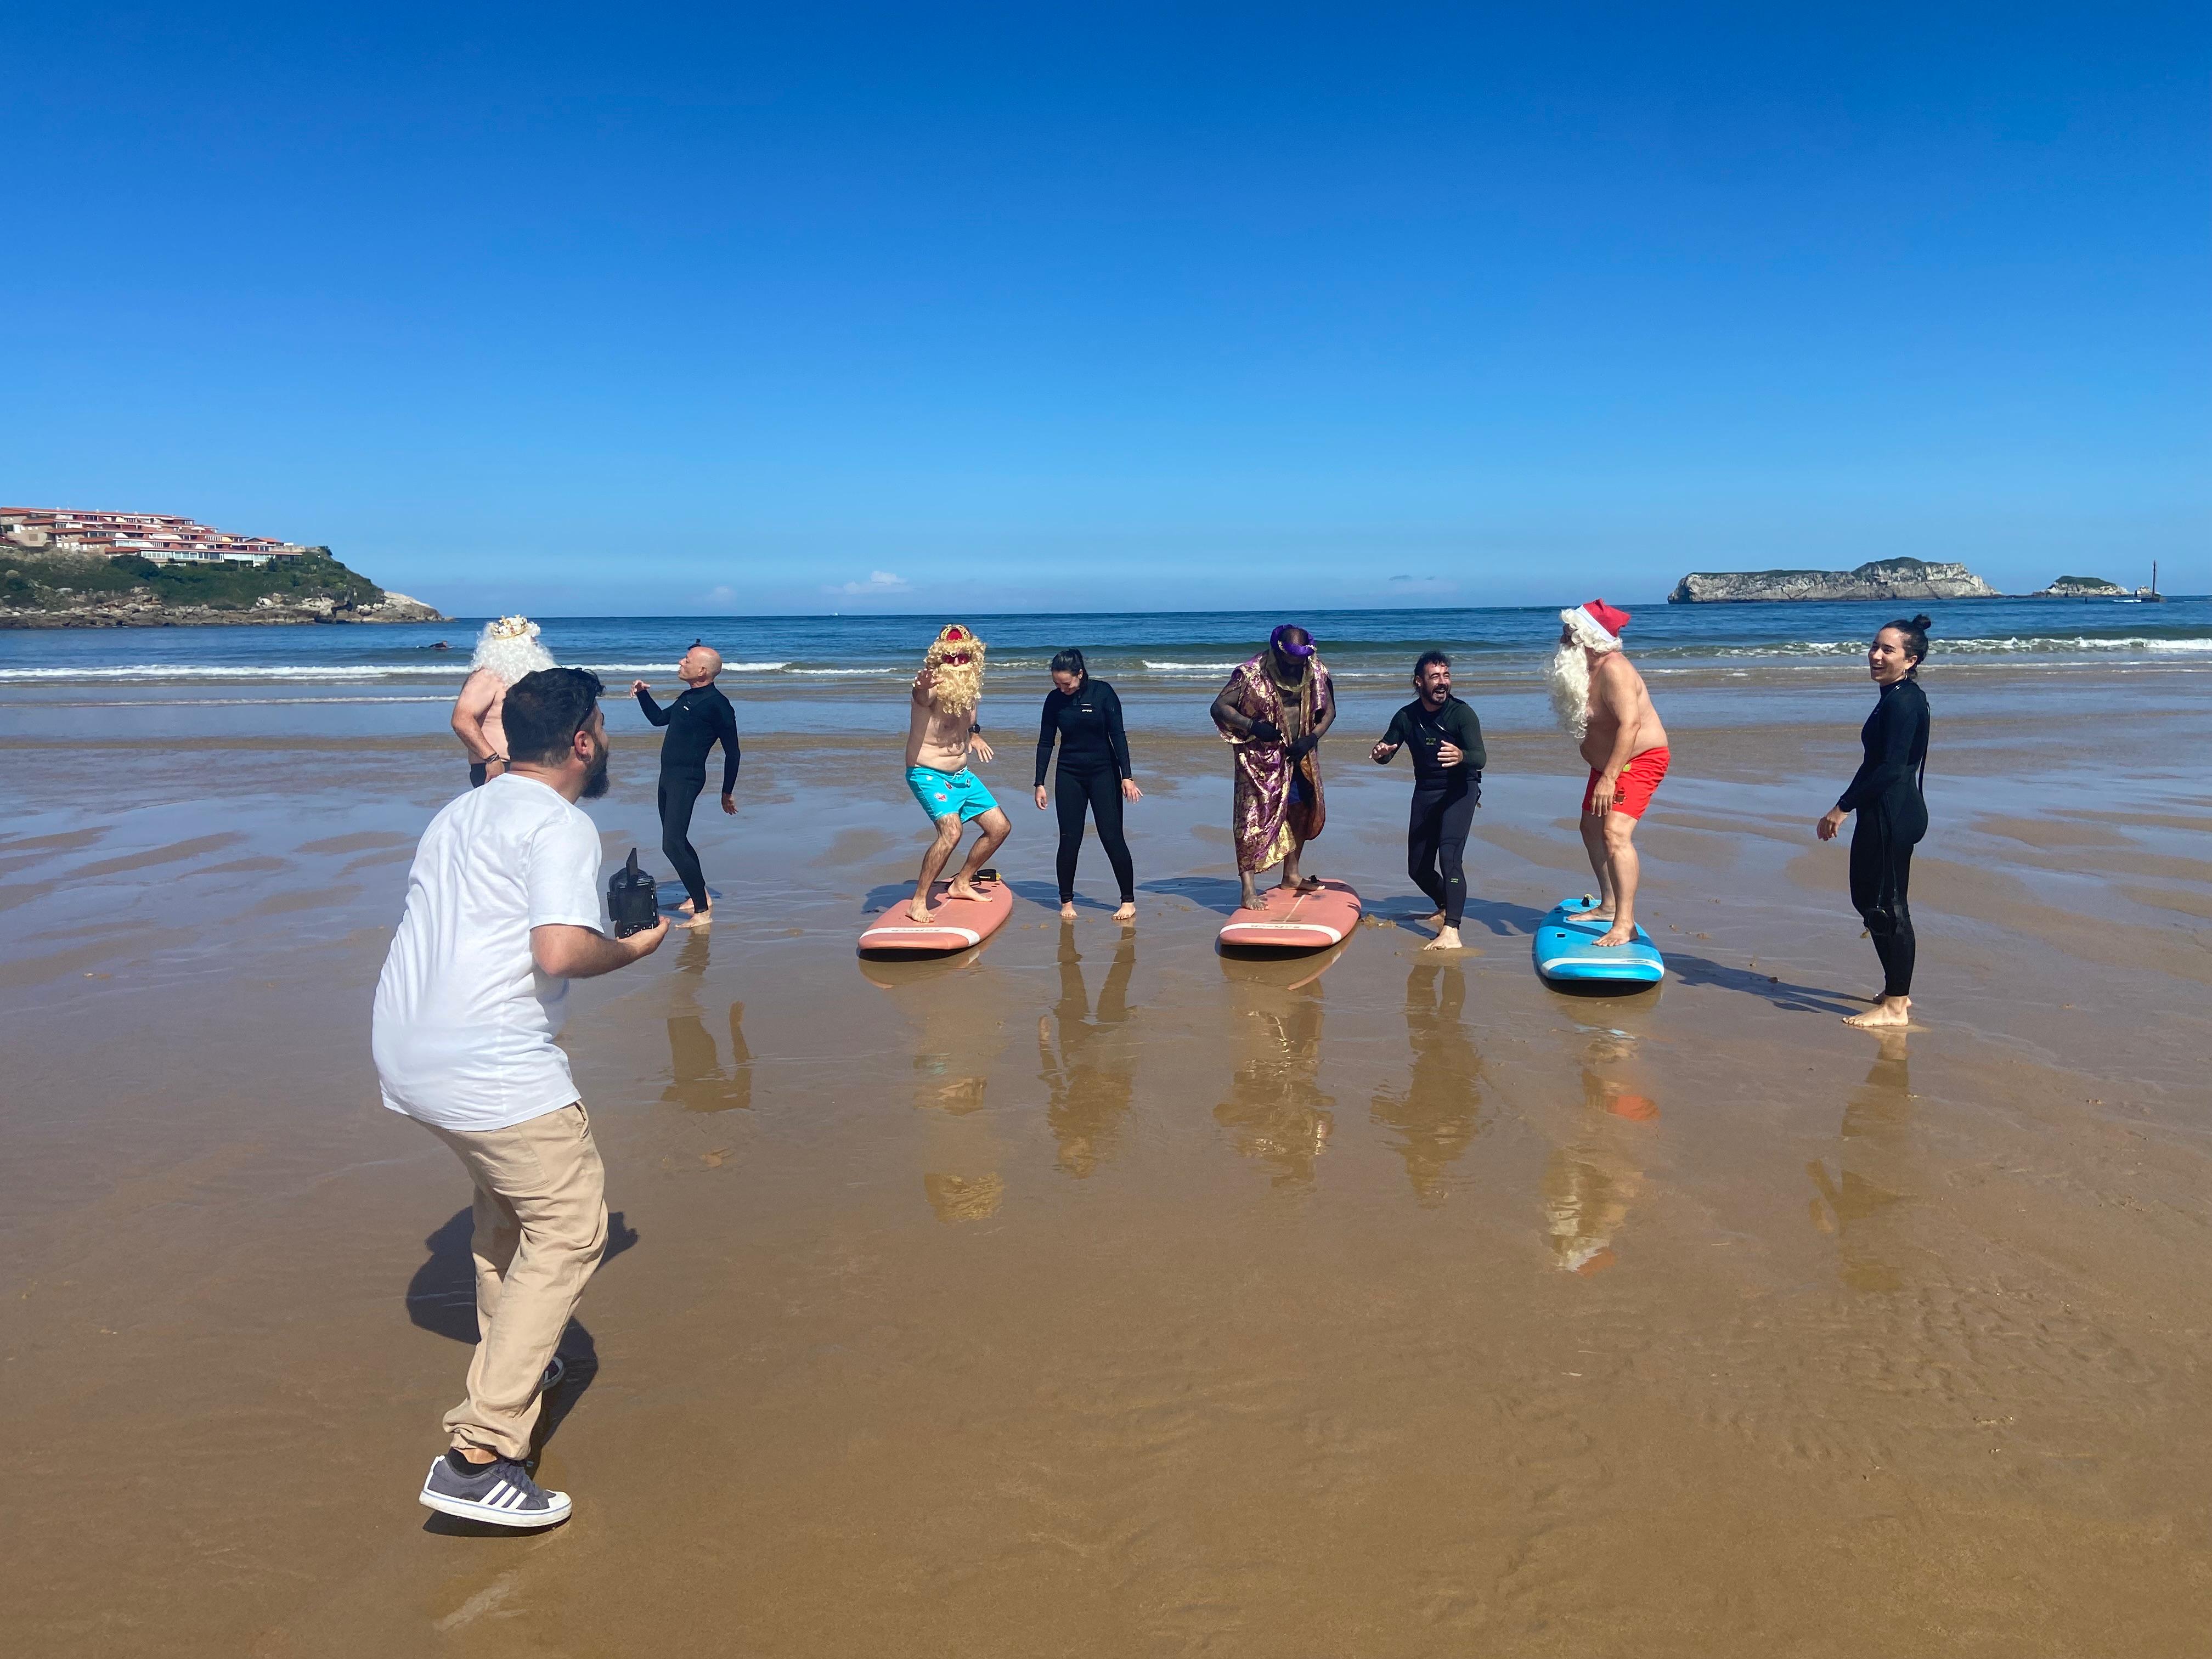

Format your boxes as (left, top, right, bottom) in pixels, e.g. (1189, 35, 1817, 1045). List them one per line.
(0, 507, 308, 566)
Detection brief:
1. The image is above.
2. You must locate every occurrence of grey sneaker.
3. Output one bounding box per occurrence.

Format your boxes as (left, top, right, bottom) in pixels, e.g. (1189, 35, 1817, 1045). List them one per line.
(419, 1452, 573, 1528)
(540, 1354, 567, 1392)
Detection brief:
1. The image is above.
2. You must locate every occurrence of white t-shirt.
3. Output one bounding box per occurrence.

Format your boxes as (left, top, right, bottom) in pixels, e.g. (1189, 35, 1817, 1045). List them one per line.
(373, 774, 607, 1133)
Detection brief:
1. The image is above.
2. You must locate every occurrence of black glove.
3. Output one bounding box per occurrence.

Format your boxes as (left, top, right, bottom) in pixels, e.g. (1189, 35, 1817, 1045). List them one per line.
(1247, 718, 1283, 745)
(1287, 733, 1318, 760)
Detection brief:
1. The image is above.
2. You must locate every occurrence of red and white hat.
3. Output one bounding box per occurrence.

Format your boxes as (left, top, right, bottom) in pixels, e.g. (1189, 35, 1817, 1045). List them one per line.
(1561, 599, 1630, 650)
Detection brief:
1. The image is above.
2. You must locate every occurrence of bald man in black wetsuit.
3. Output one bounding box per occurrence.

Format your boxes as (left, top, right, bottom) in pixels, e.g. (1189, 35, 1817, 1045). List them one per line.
(630, 645, 740, 927)
(1372, 650, 1486, 951)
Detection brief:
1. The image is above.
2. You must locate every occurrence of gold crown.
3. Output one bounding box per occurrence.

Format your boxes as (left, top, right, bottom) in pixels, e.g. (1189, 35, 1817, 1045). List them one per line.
(486, 614, 537, 640)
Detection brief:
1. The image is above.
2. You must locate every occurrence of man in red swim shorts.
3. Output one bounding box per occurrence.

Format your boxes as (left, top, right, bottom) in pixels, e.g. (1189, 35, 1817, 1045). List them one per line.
(1548, 600, 1672, 948)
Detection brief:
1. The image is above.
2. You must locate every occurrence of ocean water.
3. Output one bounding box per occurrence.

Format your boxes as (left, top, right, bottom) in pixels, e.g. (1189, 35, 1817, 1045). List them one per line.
(1, 597, 2207, 690)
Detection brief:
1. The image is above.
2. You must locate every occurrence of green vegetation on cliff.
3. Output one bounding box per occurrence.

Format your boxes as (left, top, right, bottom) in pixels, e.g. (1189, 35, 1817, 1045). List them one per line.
(0, 546, 382, 614)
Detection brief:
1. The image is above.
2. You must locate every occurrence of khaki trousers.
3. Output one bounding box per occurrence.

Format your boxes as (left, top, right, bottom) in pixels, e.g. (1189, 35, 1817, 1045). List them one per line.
(424, 1102, 607, 1461)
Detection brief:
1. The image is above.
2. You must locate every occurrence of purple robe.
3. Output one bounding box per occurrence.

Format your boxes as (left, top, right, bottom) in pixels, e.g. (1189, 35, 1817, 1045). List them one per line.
(1213, 654, 1332, 872)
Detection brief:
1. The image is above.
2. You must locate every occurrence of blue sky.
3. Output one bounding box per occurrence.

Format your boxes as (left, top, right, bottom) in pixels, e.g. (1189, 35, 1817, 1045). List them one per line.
(4, 3, 2205, 613)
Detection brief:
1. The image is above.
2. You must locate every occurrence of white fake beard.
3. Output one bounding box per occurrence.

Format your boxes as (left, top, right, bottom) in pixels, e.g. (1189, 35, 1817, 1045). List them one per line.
(1547, 643, 1590, 740)
(471, 635, 556, 685)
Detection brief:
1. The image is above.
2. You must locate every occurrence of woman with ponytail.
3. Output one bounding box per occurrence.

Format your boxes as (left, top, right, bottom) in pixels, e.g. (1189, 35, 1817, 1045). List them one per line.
(1034, 648, 1141, 920)
(1818, 614, 1933, 1028)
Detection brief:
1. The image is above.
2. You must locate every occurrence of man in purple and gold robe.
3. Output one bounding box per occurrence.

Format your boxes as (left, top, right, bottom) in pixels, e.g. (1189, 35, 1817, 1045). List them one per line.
(1209, 625, 1338, 910)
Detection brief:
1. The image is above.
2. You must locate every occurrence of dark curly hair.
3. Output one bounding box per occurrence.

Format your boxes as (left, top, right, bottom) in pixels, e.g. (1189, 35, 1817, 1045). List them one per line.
(503, 667, 606, 764)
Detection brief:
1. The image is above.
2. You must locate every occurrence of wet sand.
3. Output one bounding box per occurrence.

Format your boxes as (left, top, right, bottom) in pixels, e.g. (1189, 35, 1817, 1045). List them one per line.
(3, 662, 2210, 1655)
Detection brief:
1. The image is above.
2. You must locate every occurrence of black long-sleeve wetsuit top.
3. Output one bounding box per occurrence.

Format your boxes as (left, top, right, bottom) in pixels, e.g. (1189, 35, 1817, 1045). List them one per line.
(1035, 679, 1133, 786)
(636, 682, 741, 795)
(1836, 677, 1928, 819)
(1379, 695, 1487, 783)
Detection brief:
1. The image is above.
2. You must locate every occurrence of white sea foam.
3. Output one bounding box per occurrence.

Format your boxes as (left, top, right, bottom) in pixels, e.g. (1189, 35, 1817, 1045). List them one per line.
(0, 664, 422, 682)
(1141, 660, 1242, 673)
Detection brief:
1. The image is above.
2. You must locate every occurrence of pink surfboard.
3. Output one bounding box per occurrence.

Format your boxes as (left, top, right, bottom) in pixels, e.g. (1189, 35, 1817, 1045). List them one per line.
(1217, 878, 1362, 953)
(858, 873, 1014, 956)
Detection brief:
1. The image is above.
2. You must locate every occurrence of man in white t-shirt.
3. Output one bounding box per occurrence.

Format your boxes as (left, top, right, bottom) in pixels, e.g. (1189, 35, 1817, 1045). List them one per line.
(374, 666, 667, 1529)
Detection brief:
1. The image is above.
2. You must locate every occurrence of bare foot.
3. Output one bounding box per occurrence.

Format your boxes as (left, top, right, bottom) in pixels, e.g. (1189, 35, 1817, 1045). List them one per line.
(1593, 923, 1636, 947)
(946, 878, 982, 903)
(1843, 997, 1911, 1029)
(1421, 911, 1446, 929)
(1059, 901, 1077, 920)
(677, 909, 713, 929)
(1282, 876, 1323, 894)
(1111, 902, 1136, 922)
(675, 898, 698, 916)
(1423, 926, 1463, 951)
(906, 898, 936, 924)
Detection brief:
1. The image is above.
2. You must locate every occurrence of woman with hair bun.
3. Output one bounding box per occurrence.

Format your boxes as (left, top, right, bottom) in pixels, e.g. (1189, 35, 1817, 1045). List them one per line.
(1034, 648, 1141, 921)
(1818, 614, 1933, 1028)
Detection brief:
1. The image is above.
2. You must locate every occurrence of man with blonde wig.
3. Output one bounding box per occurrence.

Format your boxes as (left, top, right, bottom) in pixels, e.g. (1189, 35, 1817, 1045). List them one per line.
(452, 616, 556, 788)
(1549, 600, 1670, 948)
(903, 625, 1011, 924)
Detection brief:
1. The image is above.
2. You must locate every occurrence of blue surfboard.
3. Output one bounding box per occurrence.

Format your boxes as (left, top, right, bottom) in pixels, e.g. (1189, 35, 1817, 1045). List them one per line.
(1533, 895, 1664, 985)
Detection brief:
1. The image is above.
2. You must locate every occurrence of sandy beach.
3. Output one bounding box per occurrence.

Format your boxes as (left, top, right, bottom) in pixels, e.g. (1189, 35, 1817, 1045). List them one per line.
(4, 655, 2210, 1656)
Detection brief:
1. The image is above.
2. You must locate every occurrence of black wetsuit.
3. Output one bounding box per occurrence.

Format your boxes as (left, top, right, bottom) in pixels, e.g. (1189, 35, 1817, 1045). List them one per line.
(1035, 679, 1136, 905)
(1838, 677, 1929, 998)
(1379, 695, 1486, 927)
(636, 682, 741, 912)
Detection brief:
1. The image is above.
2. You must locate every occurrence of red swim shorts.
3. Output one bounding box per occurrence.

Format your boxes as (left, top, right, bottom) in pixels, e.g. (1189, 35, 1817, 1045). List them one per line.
(1583, 747, 1669, 820)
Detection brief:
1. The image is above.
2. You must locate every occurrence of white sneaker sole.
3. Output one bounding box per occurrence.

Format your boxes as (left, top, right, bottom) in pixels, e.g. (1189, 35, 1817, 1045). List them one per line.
(418, 1464, 572, 1528)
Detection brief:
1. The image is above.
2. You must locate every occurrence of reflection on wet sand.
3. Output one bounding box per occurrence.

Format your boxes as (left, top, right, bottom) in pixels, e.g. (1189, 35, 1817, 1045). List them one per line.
(1214, 943, 1344, 1189)
(1369, 961, 1485, 1206)
(1542, 1034, 1661, 1273)
(862, 945, 1012, 1221)
(1036, 926, 1137, 1177)
(660, 929, 753, 1114)
(1807, 1034, 1915, 1292)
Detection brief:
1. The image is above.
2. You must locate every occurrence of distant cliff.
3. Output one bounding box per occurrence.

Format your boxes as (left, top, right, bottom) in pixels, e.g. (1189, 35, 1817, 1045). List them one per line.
(0, 547, 445, 628)
(1668, 558, 2000, 604)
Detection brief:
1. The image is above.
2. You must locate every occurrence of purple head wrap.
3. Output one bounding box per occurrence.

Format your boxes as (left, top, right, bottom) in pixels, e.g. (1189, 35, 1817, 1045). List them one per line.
(1269, 625, 1315, 659)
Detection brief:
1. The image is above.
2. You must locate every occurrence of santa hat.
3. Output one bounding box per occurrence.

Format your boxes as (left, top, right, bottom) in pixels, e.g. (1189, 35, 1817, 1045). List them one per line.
(1561, 599, 1630, 652)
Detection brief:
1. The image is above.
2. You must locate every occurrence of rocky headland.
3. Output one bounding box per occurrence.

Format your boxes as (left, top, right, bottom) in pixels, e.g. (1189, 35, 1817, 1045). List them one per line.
(0, 547, 445, 628)
(1668, 557, 2000, 604)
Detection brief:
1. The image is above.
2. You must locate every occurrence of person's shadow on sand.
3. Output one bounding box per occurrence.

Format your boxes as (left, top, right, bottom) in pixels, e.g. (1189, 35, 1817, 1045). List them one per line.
(1137, 874, 1245, 916)
(406, 1206, 640, 1530)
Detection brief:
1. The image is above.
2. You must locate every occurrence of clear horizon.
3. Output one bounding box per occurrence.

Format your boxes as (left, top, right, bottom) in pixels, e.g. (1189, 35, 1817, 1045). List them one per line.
(5, 5, 2206, 615)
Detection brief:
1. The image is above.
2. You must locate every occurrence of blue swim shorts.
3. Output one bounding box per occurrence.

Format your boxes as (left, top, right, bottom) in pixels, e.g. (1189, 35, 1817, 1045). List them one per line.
(907, 764, 1000, 825)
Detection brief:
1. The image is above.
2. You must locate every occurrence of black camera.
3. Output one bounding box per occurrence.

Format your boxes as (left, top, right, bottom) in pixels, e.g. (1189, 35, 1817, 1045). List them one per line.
(608, 848, 660, 937)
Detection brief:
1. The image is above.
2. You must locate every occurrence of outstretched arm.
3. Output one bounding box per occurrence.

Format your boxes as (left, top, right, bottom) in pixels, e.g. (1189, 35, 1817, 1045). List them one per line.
(1371, 708, 1408, 764)
(532, 919, 667, 978)
(633, 684, 671, 725)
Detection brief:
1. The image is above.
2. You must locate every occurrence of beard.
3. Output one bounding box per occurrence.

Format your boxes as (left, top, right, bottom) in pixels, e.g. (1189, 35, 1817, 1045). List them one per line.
(1547, 643, 1591, 740)
(926, 657, 985, 719)
(579, 735, 611, 799)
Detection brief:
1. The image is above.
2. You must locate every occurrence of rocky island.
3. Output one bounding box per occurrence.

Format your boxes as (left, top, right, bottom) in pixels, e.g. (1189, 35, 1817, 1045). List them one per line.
(1, 506, 444, 628)
(1668, 557, 2000, 604)
(2029, 575, 2128, 597)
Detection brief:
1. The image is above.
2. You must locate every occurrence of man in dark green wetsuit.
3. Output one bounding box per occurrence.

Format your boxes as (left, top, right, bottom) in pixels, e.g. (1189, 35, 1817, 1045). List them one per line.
(1371, 650, 1486, 950)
